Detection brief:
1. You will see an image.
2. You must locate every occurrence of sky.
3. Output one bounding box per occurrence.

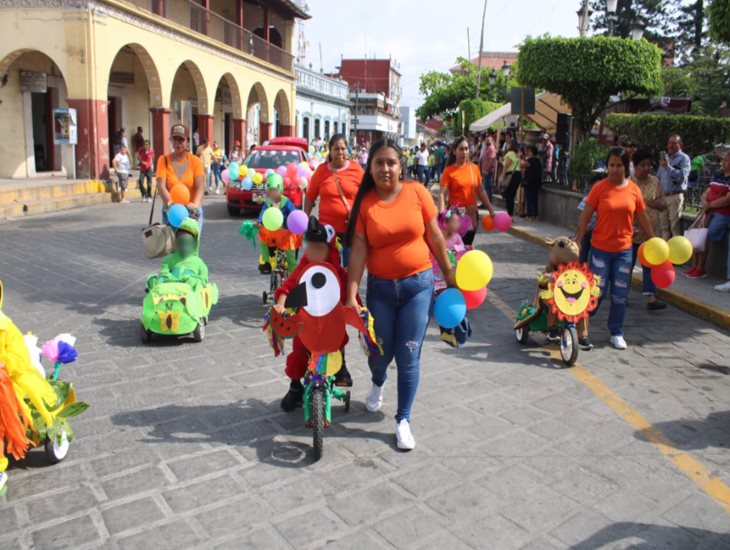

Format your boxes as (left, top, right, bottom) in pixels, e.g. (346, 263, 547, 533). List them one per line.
(298, 0, 583, 110)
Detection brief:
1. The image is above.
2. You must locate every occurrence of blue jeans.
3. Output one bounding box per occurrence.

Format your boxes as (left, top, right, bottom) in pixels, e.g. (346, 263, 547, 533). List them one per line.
(631, 243, 657, 296)
(417, 165, 429, 185)
(483, 172, 494, 201)
(367, 269, 433, 422)
(589, 247, 632, 336)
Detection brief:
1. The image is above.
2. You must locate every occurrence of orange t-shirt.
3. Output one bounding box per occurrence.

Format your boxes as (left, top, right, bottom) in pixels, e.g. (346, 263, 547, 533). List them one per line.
(156, 153, 205, 191)
(355, 182, 438, 280)
(587, 178, 646, 253)
(440, 162, 482, 208)
(306, 160, 364, 233)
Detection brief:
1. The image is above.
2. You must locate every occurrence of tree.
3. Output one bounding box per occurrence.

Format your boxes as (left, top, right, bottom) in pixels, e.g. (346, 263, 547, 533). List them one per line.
(674, 0, 709, 56)
(453, 99, 502, 135)
(661, 45, 730, 116)
(709, 0, 730, 43)
(589, 0, 676, 42)
(417, 58, 514, 121)
(516, 36, 663, 141)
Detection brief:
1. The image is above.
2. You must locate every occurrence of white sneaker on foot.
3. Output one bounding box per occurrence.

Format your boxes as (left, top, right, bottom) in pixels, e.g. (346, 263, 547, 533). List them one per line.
(396, 419, 416, 450)
(610, 335, 627, 350)
(714, 280, 730, 293)
(366, 382, 385, 412)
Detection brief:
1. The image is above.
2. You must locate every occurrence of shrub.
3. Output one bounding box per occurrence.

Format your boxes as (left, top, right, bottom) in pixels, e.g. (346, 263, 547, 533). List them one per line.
(454, 98, 501, 136)
(568, 139, 609, 183)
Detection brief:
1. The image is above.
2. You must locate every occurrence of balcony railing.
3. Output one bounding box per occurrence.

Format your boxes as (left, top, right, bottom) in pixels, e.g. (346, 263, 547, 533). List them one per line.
(126, 0, 294, 72)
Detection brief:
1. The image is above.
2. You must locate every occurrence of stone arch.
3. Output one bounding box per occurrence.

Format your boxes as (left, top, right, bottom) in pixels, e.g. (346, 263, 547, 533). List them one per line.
(218, 72, 243, 118)
(273, 89, 292, 126)
(170, 60, 209, 115)
(247, 82, 269, 122)
(105, 43, 163, 108)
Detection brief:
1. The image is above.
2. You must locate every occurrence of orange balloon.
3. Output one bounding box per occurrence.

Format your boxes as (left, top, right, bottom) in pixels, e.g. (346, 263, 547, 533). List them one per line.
(481, 215, 495, 231)
(170, 184, 191, 205)
(638, 241, 651, 268)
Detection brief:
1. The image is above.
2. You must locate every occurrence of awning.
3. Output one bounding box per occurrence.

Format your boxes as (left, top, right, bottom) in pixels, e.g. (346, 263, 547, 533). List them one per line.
(469, 92, 570, 133)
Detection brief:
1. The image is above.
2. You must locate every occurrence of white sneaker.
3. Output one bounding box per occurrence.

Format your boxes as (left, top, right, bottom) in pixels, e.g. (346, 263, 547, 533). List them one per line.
(610, 335, 627, 350)
(396, 419, 416, 450)
(366, 382, 385, 412)
(216, 187, 221, 195)
(714, 280, 730, 293)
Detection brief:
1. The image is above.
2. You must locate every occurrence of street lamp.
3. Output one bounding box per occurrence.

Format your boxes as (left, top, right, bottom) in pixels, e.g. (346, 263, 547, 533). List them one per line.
(606, 0, 618, 14)
(489, 69, 496, 87)
(501, 60, 510, 77)
(630, 19, 645, 41)
(577, 3, 592, 37)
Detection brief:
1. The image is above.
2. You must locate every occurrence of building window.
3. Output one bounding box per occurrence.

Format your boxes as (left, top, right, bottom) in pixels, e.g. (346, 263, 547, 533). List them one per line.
(314, 118, 321, 140)
(333, 121, 338, 135)
(302, 117, 310, 140)
(324, 120, 330, 140)
(341, 123, 346, 136)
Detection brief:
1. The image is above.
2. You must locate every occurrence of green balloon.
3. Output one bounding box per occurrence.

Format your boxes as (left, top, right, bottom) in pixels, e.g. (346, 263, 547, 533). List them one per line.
(262, 207, 284, 231)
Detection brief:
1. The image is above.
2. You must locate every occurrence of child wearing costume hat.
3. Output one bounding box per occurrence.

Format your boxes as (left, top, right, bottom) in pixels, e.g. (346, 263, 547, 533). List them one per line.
(257, 178, 301, 274)
(147, 218, 208, 289)
(273, 216, 354, 411)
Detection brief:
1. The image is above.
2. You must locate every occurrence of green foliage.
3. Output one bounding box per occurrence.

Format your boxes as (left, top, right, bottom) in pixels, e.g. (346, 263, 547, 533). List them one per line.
(417, 57, 515, 121)
(517, 36, 663, 139)
(709, 0, 730, 43)
(589, 0, 676, 42)
(568, 139, 609, 181)
(662, 66, 699, 98)
(661, 45, 730, 116)
(453, 99, 501, 135)
(604, 113, 730, 156)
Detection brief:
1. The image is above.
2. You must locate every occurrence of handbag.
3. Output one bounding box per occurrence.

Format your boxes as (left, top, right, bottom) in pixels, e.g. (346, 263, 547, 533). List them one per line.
(141, 157, 175, 259)
(685, 212, 709, 253)
(332, 171, 352, 226)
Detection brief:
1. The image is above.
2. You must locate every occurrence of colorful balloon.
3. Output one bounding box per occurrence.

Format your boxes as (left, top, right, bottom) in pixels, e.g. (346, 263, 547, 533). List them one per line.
(264, 168, 274, 178)
(667, 236, 693, 265)
(170, 184, 190, 206)
(221, 171, 231, 184)
(262, 207, 284, 231)
(276, 165, 288, 176)
(651, 260, 675, 288)
(481, 215, 495, 231)
(644, 237, 669, 266)
(227, 162, 240, 181)
(456, 250, 494, 291)
(493, 212, 512, 232)
(239, 165, 249, 179)
(242, 177, 253, 191)
(252, 172, 264, 185)
(286, 163, 299, 179)
(287, 210, 309, 235)
(462, 286, 487, 309)
(167, 203, 189, 228)
(638, 241, 651, 268)
(434, 288, 467, 329)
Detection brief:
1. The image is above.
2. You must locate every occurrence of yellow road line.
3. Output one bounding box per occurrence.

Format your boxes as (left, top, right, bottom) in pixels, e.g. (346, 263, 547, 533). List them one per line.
(488, 290, 730, 514)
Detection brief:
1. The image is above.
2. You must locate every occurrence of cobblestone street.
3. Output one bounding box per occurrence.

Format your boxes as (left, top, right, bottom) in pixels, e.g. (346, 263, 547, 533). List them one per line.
(1, 197, 729, 549)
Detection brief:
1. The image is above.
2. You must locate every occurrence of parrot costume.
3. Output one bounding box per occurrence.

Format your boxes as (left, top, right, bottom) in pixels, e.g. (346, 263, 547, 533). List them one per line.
(0, 280, 87, 496)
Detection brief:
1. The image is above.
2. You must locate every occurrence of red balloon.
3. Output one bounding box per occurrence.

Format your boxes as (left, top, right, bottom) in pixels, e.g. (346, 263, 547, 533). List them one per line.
(286, 163, 298, 178)
(651, 260, 675, 288)
(481, 216, 495, 231)
(638, 242, 651, 268)
(462, 286, 488, 309)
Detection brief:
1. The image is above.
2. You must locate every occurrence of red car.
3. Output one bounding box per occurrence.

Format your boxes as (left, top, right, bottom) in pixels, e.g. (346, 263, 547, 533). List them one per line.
(226, 137, 310, 216)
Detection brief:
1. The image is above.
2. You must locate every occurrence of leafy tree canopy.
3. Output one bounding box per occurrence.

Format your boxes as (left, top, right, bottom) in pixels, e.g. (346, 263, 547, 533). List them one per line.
(709, 0, 730, 43)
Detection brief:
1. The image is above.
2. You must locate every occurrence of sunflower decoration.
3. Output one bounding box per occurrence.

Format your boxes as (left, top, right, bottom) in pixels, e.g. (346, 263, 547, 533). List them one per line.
(540, 261, 601, 323)
(157, 304, 182, 333)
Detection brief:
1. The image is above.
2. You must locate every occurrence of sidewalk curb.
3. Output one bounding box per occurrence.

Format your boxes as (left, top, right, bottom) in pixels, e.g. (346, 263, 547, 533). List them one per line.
(508, 224, 730, 331)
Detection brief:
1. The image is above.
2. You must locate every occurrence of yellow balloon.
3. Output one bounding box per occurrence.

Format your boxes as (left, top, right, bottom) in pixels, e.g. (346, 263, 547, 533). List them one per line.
(644, 237, 669, 266)
(667, 236, 693, 265)
(238, 165, 248, 178)
(252, 172, 263, 185)
(455, 250, 493, 291)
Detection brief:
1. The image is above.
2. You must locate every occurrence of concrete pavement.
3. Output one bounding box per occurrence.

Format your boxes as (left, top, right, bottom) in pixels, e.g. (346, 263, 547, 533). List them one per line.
(0, 196, 728, 549)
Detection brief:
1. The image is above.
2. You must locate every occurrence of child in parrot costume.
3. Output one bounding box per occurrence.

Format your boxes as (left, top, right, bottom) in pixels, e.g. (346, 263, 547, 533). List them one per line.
(147, 218, 208, 290)
(271, 216, 354, 411)
(257, 178, 302, 274)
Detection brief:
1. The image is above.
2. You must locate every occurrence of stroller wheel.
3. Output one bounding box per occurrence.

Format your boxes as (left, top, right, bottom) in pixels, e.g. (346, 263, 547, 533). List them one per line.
(262, 291, 268, 304)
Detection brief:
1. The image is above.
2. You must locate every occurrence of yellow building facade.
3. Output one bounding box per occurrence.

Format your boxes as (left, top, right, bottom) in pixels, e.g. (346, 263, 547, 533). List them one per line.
(0, 0, 308, 179)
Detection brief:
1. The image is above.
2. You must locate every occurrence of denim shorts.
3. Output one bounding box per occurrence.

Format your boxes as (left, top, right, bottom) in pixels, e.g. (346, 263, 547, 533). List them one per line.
(708, 212, 730, 242)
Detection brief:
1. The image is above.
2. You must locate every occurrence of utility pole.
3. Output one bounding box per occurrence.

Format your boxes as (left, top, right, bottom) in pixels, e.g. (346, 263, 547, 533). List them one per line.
(467, 27, 471, 62)
(475, 0, 488, 100)
(354, 80, 359, 145)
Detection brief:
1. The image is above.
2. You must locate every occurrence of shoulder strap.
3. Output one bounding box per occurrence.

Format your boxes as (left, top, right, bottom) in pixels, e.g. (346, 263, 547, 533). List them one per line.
(148, 155, 167, 225)
(332, 171, 351, 214)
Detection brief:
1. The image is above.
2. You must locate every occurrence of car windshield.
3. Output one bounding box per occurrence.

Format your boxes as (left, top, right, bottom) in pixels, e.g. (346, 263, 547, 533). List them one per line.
(244, 150, 300, 169)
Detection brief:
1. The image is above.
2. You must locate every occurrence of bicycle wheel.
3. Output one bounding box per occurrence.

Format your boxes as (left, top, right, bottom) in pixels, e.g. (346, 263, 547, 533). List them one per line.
(560, 326, 579, 367)
(515, 325, 529, 345)
(311, 386, 325, 461)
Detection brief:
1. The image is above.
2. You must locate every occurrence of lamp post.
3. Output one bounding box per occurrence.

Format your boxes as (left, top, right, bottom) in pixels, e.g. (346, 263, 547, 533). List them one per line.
(630, 19, 645, 41)
(577, 0, 592, 37)
(606, 0, 617, 35)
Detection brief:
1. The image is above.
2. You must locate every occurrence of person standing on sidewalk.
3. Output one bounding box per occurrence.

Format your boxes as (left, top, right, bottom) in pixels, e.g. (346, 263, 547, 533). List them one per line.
(136, 140, 155, 202)
(499, 142, 521, 217)
(416, 143, 430, 186)
(112, 145, 132, 204)
(211, 141, 226, 194)
(439, 136, 495, 246)
(196, 139, 214, 195)
(630, 149, 667, 310)
(345, 139, 454, 450)
(229, 140, 244, 165)
(657, 134, 690, 239)
(480, 136, 497, 201)
(523, 146, 542, 220)
(131, 126, 144, 165)
(576, 147, 657, 350)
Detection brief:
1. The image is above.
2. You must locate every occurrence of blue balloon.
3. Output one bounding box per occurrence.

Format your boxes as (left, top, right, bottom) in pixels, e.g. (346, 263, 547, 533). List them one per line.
(227, 162, 240, 181)
(167, 203, 189, 229)
(264, 168, 275, 178)
(434, 288, 466, 329)
(242, 177, 253, 191)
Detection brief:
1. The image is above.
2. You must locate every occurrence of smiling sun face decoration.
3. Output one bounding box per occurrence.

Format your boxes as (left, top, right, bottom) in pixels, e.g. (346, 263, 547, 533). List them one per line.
(540, 262, 601, 323)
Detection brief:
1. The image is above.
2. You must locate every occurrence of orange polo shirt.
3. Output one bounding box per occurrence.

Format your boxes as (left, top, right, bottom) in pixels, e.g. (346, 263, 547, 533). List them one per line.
(156, 153, 205, 191)
(355, 182, 438, 280)
(440, 162, 482, 208)
(587, 178, 646, 253)
(306, 160, 364, 233)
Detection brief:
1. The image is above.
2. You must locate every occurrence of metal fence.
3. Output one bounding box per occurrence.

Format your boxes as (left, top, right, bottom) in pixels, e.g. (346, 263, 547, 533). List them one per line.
(124, 0, 294, 72)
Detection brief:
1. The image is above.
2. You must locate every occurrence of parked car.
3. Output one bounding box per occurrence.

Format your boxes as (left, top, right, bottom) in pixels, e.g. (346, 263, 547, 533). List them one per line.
(226, 137, 309, 216)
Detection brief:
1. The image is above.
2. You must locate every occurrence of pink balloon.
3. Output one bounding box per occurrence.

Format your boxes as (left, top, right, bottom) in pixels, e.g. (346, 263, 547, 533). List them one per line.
(462, 286, 487, 309)
(493, 212, 512, 232)
(651, 260, 675, 288)
(284, 176, 292, 187)
(276, 165, 288, 176)
(221, 171, 231, 183)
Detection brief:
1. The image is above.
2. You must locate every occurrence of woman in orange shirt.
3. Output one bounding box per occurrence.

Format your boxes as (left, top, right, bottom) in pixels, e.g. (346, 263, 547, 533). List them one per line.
(304, 134, 363, 267)
(155, 124, 206, 230)
(439, 136, 494, 245)
(345, 139, 454, 451)
(576, 147, 656, 350)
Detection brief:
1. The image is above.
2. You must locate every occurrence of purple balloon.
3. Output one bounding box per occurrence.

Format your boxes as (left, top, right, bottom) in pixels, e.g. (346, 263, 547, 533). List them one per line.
(287, 210, 309, 235)
(276, 165, 288, 176)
